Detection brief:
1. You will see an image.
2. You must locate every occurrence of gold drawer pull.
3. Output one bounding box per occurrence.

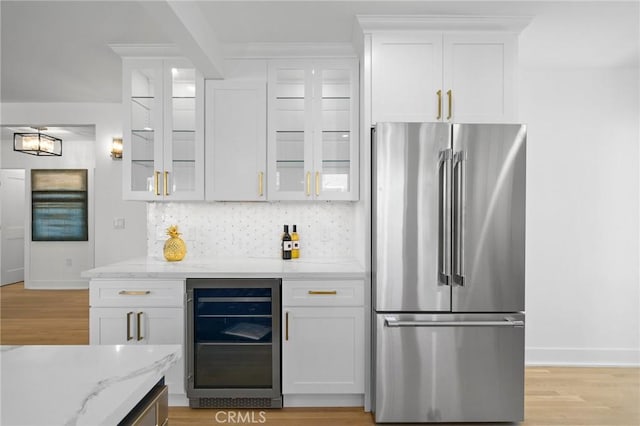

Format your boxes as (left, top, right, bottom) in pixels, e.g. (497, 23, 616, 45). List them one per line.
(119, 290, 151, 296)
(126, 311, 133, 341)
(137, 312, 144, 341)
(154, 171, 160, 196)
(285, 311, 289, 341)
(308, 290, 337, 295)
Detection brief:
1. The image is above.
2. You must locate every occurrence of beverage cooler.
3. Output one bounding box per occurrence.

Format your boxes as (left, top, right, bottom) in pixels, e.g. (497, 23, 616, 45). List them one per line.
(186, 278, 282, 408)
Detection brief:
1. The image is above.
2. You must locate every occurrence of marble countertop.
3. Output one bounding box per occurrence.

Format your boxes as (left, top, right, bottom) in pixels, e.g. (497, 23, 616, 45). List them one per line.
(81, 256, 366, 280)
(0, 344, 181, 426)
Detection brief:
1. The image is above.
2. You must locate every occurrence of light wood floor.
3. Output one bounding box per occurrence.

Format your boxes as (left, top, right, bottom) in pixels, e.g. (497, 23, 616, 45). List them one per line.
(1, 282, 638, 425)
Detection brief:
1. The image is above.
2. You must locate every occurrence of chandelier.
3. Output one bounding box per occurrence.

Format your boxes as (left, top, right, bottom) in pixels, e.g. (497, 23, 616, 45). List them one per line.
(14, 127, 62, 156)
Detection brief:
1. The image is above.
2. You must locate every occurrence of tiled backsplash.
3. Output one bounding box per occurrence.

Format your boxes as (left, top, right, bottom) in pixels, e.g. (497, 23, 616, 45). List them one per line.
(147, 202, 356, 260)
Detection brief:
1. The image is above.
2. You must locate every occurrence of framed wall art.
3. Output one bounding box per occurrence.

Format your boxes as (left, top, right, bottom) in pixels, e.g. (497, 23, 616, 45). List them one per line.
(31, 169, 88, 241)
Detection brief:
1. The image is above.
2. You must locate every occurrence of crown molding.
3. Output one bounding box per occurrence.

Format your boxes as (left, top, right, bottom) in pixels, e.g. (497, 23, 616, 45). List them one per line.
(222, 42, 356, 59)
(108, 43, 183, 58)
(356, 15, 533, 33)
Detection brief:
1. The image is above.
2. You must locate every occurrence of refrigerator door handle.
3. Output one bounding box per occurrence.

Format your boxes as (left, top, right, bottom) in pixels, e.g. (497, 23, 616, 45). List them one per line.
(438, 149, 453, 285)
(453, 151, 466, 286)
(384, 317, 524, 328)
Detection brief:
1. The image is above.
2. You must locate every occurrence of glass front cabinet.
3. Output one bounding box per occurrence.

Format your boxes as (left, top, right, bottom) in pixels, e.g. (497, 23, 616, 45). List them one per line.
(267, 59, 359, 201)
(123, 58, 204, 200)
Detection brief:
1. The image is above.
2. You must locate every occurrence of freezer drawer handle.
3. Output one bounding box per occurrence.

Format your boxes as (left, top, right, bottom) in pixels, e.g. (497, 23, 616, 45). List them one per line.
(384, 317, 524, 328)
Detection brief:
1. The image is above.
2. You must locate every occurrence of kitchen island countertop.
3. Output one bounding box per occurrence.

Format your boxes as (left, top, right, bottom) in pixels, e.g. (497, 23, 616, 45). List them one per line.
(0, 344, 181, 426)
(81, 256, 366, 280)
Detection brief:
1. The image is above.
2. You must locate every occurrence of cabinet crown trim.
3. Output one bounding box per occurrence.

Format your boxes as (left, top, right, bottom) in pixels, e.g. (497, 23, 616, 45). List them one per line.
(222, 42, 357, 59)
(356, 15, 532, 33)
(109, 43, 183, 58)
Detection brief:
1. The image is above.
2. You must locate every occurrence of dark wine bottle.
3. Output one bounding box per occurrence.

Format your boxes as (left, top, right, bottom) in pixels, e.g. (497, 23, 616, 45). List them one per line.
(282, 225, 292, 260)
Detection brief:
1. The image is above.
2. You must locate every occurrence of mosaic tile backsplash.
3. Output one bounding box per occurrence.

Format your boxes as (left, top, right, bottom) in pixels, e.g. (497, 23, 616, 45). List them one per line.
(147, 202, 356, 260)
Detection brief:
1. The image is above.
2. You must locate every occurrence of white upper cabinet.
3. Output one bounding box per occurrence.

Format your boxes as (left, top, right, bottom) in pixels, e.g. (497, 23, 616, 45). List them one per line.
(443, 33, 516, 123)
(205, 80, 267, 201)
(123, 58, 204, 200)
(268, 59, 359, 201)
(372, 33, 444, 123)
(371, 31, 518, 124)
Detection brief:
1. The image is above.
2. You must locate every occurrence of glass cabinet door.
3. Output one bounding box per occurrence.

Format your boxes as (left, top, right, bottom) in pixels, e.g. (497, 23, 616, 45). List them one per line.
(163, 63, 204, 200)
(123, 58, 204, 201)
(125, 60, 164, 199)
(313, 60, 358, 200)
(267, 59, 358, 201)
(268, 61, 313, 200)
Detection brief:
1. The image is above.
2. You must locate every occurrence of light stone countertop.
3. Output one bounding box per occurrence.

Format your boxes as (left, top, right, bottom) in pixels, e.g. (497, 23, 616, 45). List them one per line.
(81, 256, 366, 280)
(0, 344, 181, 426)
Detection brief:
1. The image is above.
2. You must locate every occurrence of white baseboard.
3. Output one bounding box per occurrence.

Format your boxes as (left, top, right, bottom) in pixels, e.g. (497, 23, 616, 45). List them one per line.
(169, 393, 189, 407)
(25, 280, 89, 289)
(526, 347, 640, 366)
(283, 394, 364, 407)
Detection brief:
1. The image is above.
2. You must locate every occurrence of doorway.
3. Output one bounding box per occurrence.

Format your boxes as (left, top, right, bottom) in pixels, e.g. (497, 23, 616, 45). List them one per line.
(0, 169, 26, 285)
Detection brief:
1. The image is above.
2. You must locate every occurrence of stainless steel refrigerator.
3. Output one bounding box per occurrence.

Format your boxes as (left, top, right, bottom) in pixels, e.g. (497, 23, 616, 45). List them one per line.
(372, 122, 526, 423)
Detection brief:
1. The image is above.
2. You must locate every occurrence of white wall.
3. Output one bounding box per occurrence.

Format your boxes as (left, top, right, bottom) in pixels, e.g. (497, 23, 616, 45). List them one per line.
(0, 103, 147, 288)
(520, 67, 640, 365)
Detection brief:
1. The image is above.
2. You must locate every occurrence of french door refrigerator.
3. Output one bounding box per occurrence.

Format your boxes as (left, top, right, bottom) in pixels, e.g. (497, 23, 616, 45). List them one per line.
(372, 122, 526, 423)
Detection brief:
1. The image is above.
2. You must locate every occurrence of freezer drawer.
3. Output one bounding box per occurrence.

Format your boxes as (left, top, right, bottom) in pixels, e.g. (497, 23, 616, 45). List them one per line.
(374, 313, 524, 423)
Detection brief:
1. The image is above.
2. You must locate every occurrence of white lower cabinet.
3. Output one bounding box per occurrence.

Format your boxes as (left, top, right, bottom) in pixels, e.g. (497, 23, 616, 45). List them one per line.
(89, 279, 185, 400)
(282, 280, 364, 405)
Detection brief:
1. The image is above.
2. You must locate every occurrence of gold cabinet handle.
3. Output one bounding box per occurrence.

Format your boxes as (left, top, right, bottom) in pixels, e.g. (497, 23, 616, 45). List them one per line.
(285, 311, 289, 341)
(126, 311, 134, 341)
(119, 290, 151, 296)
(315, 172, 320, 196)
(305, 172, 311, 196)
(163, 171, 169, 196)
(447, 89, 452, 120)
(258, 171, 264, 196)
(308, 290, 337, 295)
(436, 89, 442, 120)
(137, 312, 143, 341)
(154, 171, 160, 196)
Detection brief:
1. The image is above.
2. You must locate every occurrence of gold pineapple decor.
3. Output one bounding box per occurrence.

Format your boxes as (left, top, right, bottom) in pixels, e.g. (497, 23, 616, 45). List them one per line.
(163, 225, 186, 261)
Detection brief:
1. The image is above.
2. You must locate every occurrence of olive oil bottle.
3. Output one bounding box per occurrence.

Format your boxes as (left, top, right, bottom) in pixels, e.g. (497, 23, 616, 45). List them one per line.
(291, 224, 300, 259)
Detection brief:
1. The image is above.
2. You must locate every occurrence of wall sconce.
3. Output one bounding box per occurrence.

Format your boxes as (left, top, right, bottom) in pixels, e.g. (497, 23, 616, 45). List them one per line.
(111, 137, 123, 159)
(14, 127, 62, 156)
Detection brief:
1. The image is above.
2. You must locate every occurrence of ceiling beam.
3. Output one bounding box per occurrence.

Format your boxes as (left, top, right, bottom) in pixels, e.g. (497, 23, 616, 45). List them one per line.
(141, 1, 225, 78)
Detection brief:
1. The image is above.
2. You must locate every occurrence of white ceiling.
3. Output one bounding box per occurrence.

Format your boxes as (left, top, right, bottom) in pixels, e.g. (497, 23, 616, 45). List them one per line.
(1, 1, 638, 103)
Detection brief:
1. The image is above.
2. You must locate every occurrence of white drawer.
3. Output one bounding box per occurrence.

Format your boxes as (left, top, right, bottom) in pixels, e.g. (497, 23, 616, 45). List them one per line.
(283, 280, 364, 307)
(90, 279, 184, 308)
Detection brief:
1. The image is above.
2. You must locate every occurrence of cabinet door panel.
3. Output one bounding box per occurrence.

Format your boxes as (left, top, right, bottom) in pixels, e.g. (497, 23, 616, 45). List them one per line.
(206, 81, 267, 201)
(268, 61, 313, 200)
(372, 33, 443, 123)
(90, 307, 137, 345)
(443, 34, 516, 123)
(282, 307, 364, 394)
(163, 61, 205, 200)
(314, 59, 359, 200)
(123, 60, 164, 200)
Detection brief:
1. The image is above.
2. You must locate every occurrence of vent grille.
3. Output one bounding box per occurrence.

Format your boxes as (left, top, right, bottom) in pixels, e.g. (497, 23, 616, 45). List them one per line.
(190, 397, 274, 408)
